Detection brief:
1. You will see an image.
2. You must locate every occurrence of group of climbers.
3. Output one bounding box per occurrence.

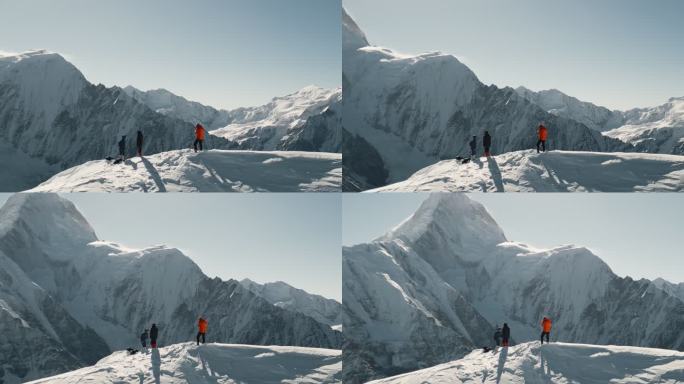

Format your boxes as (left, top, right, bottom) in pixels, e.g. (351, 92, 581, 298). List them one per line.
(468, 121, 549, 159)
(492, 317, 552, 349)
(136, 317, 207, 354)
(114, 123, 207, 163)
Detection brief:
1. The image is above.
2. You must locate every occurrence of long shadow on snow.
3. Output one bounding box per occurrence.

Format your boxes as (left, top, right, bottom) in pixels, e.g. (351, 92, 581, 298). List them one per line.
(151, 348, 161, 384)
(140, 157, 167, 192)
(496, 346, 508, 384)
(487, 157, 505, 192)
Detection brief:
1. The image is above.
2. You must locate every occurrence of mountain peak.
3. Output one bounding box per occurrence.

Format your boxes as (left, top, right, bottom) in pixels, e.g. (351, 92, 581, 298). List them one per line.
(0, 193, 98, 261)
(379, 194, 507, 261)
(343, 7, 370, 52)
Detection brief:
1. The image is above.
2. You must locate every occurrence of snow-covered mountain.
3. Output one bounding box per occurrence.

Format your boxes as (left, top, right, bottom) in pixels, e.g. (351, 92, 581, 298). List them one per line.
(515, 87, 624, 132)
(29, 149, 342, 192)
(124, 85, 342, 153)
(604, 97, 684, 155)
(240, 279, 342, 327)
(343, 193, 684, 382)
(368, 342, 684, 384)
(0, 194, 342, 382)
(518, 88, 684, 155)
(210, 86, 342, 152)
(0, 50, 237, 191)
(123, 86, 233, 130)
(341, 10, 630, 190)
(29, 343, 342, 384)
(370, 150, 684, 192)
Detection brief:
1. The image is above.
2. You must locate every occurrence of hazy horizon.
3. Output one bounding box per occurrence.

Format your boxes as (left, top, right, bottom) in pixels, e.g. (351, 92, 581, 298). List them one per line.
(343, 193, 684, 284)
(0, 0, 341, 110)
(344, 0, 684, 110)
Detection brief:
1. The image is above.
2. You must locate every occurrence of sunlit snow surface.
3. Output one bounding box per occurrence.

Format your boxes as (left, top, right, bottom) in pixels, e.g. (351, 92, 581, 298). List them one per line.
(30, 149, 341, 192)
(371, 150, 684, 192)
(28, 343, 342, 384)
(368, 342, 684, 384)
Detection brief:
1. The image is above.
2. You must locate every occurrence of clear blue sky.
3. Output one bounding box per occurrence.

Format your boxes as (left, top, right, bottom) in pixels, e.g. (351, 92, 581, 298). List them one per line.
(0, 193, 341, 301)
(344, 0, 684, 110)
(343, 193, 684, 284)
(0, 0, 341, 110)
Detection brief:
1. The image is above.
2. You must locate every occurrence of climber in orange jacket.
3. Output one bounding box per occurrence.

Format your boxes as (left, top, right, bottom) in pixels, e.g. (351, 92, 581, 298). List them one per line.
(541, 316, 552, 344)
(197, 316, 208, 345)
(194, 123, 206, 152)
(536, 122, 548, 153)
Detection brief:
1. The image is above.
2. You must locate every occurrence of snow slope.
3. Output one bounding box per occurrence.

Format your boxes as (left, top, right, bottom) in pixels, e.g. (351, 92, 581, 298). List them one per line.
(0, 194, 342, 382)
(240, 279, 342, 328)
(343, 194, 684, 382)
(211, 86, 341, 152)
(341, 10, 628, 189)
(29, 149, 342, 192)
(369, 342, 684, 384)
(371, 150, 684, 192)
(29, 342, 342, 384)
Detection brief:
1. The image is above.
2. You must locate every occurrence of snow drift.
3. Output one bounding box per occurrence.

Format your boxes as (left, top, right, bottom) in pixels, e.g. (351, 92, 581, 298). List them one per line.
(0, 194, 342, 382)
(29, 149, 342, 192)
(28, 342, 342, 384)
(371, 150, 684, 192)
(343, 193, 684, 382)
(368, 342, 684, 384)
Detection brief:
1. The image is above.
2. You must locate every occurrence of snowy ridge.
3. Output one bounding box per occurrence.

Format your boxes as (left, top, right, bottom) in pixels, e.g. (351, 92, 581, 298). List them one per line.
(28, 342, 342, 384)
(240, 279, 342, 327)
(343, 193, 684, 382)
(0, 194, 342, 382)
(605, 97, 684, 155)
(515, 87, 624, 132)
(211, 86, 341, 152)
(368, 342, 684, 384)
(370, 150, 684, 192)
(29, 149, 342, 192)
(123, 86, 233, 130)
(341, 10, 629, 190)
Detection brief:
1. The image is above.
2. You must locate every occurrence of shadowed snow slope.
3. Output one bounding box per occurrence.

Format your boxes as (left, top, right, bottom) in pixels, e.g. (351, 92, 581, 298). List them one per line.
(28, 342, 342, 384)
(368, 342, 684, 384)
(343, 194, 684, 383)
(371, 150, 684, 192)
(29, 149, 342, 192)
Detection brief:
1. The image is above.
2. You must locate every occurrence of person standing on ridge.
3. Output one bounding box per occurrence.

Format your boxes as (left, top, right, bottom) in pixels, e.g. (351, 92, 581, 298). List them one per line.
(537, 122, 548, 153)
(140, 329, 149, 353)
(541, 316, 552, 344)
(194, 123, 206, 152)
(118, 135, 127, 161)
(483, 131, 492, 157)
(197, 316, 208, 345)
(136, 130, 144, 157)
(469, 135, 477, 158)
(501, 323, 510, 347)
(150, 323, 159, 349)
(493, 324, 502, 347)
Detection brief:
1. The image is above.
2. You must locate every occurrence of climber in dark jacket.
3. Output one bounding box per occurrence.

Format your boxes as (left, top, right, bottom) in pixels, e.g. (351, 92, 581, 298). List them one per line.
(118, 135, 126, 161)
(493, 325, 503, 347)
(136, 130, 144, 157)
(501, 323, 510, 347)
(150, 323, 159, 349)
(483, 131, 492, 157)
(140, 329, 149, 353)
(469, 135, 477, 158)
